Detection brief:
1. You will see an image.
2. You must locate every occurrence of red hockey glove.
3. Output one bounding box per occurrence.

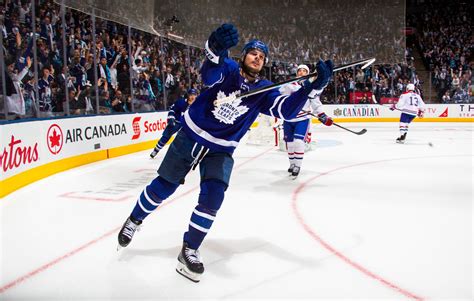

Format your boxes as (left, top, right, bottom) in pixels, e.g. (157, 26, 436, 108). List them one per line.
(318, 112, 333, 126)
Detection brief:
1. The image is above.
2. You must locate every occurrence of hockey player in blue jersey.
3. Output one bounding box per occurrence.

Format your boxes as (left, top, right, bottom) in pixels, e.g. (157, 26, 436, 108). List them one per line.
(118, 23, 333, 282)
(279, 64, 333, 179)
(149, 89, 198, 158)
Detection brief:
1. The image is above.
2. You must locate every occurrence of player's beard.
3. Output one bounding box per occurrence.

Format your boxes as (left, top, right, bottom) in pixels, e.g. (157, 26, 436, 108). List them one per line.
(241, 61, 261, 80)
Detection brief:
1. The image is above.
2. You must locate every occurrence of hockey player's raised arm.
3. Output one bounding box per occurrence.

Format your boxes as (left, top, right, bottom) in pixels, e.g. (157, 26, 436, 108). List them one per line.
(309, 91, 324, 115)
(201, 24, 239, 87)
(260, 60, 333, 120)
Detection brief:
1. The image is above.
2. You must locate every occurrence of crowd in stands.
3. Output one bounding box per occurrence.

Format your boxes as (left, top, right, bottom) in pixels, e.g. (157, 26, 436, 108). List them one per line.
(269, 53, 419, 105)
(1, 0, 205, 119)
(1, 0, 472, 120)
(154, 0, 405, 65)
(412, 1, 473, 103)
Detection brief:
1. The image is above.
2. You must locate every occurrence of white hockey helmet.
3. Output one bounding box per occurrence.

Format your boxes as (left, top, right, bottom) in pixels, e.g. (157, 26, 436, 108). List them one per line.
(406, 83, 415, 91)
(297, 64, 310, 74)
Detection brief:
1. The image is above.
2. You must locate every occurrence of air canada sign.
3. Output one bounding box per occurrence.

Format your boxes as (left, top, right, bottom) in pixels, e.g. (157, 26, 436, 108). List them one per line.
(64, 123, 128, 144)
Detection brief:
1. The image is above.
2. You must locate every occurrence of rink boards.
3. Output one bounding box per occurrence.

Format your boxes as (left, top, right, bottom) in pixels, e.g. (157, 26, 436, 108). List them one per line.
(0, 104, 472, 197)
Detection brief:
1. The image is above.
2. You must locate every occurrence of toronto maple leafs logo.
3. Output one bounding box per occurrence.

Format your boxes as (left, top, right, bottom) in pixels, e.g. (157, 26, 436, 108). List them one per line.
(212, 90, 249, 124)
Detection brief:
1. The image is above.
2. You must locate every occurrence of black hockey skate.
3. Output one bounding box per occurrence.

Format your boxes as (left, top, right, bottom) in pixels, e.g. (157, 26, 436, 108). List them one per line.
(396, 133, 407, 144)
(291, 166, 300, 180)
(150, 147, 159, 158)
(287, 163, 295, 173)
(117, 216, 142, 250)
(176, 242, 204, 282)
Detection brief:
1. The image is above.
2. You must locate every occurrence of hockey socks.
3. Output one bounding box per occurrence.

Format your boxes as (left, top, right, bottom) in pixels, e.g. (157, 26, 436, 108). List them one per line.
(183, 180, 226, 250)
(131, 176, 179, 221)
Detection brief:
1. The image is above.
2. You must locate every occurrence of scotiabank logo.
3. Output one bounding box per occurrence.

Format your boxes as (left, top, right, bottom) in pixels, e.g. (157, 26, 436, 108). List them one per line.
(131, 116, 141, 140)
(0, 135, 39, 172)
(47, 124, 64, 155)
(144, 119, 167, 133)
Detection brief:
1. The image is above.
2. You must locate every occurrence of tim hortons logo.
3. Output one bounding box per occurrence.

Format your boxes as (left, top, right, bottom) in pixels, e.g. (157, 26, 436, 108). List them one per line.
(47, 124, 64, 155)
(131, 116, 142, 140)
(0, 135, 39, 172)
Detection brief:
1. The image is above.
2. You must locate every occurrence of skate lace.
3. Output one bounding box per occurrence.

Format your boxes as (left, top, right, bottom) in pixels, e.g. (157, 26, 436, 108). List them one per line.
(184, 247, 201, 264)
(122, 219, 139, 239)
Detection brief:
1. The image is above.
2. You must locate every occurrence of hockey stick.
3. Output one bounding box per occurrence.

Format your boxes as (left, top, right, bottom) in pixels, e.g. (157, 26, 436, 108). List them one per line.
(371, 95, 402, 111)
(214, 57, 376, 106)
(302, 110, 368, 135)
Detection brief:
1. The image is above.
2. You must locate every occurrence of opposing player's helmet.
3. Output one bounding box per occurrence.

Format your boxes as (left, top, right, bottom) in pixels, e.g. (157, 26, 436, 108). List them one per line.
(242, 39, 269, 64)
(297, 64, 310, 74)
(406, 83, 415, 91)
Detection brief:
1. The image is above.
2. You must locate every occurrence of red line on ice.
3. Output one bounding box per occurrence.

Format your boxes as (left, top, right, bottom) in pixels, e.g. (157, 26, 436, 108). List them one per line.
(291, 159, 424, 300)
(59, 192, 131, 202)
(0, 147, 275, 294)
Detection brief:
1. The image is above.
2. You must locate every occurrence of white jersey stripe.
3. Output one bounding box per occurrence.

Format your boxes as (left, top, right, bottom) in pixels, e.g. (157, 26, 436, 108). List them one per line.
(269, 95, 285, 118)
(184, 110, 239, 147)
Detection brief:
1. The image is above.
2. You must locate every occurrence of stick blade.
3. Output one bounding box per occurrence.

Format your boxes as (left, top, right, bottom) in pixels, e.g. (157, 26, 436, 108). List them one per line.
(361, 58, 376, 69)
(357, 129, 368, 135)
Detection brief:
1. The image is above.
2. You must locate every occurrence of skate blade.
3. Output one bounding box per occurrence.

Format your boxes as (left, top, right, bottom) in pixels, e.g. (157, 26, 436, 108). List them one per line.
(176, 262, 201, 283)
(290, 174, 299, 180)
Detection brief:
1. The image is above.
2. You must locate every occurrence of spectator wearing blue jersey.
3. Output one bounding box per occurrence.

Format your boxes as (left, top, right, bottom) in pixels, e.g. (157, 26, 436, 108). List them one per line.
(118, 23, 333, 282)
(38, 65, 55, 115)
(149, 88, 198, 158)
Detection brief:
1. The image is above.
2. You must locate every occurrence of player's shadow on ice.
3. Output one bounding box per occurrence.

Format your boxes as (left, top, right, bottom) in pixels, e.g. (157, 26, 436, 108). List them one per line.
(203, 238, 321, 278)
(116, 237, 321, 276)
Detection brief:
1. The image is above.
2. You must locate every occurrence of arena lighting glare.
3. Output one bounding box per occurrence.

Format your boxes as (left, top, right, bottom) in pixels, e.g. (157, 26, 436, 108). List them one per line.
(167, 33, 184, 40)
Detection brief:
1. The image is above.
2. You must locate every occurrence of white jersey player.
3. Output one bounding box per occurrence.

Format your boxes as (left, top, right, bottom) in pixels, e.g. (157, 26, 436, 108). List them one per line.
(390, 83, 425, 143)
(279, 64, 333, 178)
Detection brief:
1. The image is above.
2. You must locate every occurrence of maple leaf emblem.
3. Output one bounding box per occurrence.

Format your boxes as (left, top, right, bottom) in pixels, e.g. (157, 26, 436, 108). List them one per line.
(46, 124, 64, 155)
(49, 129, 61, 147)
(212, 90, 249, 124)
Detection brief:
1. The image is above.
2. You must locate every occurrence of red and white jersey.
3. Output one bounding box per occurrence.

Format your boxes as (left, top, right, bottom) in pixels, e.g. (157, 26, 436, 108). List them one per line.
(395, 91, 425, 116)
(279, 82, 324, 122)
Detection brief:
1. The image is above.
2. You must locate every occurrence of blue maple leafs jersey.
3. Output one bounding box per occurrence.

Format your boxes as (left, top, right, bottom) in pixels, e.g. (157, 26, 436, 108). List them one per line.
(181, 57, 318, 153)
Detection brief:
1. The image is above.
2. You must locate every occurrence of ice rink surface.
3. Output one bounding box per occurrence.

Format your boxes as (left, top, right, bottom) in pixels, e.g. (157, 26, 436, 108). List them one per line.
(0, 122, 472, 300)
